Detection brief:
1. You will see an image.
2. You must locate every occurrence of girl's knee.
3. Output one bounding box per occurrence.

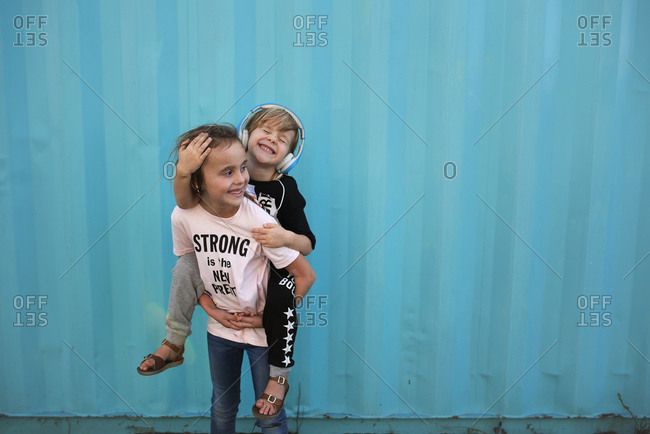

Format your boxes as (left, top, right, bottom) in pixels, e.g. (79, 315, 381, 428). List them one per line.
(211, 400, 239, 422)
(211, 387, 240, 416)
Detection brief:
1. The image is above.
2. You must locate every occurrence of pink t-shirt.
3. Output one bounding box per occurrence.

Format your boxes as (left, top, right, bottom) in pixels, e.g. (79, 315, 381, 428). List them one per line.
(172, 198, 299, 346)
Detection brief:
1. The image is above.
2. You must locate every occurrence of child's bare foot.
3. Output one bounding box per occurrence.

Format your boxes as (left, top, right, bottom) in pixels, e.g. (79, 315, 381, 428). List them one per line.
(137, 340, 184, 375)
(254, 376, 289, 417)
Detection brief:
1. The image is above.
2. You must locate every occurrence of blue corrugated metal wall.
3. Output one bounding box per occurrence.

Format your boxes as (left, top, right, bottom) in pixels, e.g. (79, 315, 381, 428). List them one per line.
(1, 0, 649, 422)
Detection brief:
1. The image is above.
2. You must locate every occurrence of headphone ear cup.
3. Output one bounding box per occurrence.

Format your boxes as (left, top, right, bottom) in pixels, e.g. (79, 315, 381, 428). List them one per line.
(239, 129, 249, 150)
(277, 153, 295, 174)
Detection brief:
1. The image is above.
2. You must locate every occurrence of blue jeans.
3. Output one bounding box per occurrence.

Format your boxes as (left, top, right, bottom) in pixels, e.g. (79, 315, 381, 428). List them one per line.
(207, 333, 288, 434)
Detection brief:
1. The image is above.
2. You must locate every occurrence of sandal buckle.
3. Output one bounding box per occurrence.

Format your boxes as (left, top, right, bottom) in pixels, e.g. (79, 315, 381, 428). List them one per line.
(267, 395, 277, 404)
(276, 376, 286, 385)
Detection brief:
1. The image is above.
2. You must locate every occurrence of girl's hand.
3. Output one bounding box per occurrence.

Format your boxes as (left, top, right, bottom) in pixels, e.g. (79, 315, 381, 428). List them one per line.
(176, 133, 212, 178)
(199, 294, 245, 330)
(251, 223, 289, 248)
(231, 308, 263, 328)
(212, 309, 246, 330)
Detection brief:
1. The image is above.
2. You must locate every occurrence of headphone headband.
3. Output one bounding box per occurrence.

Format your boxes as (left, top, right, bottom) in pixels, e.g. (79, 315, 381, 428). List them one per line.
(237, 103, 305, 174)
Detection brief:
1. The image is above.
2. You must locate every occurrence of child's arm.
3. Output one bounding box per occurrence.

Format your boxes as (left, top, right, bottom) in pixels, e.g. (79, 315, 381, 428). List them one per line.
(251, 224, 313, 255)
(198, 293, 246, 330)
(251, 177, 316, 255)
(283, 254, 316, 301)
(173, 133, 212, 209)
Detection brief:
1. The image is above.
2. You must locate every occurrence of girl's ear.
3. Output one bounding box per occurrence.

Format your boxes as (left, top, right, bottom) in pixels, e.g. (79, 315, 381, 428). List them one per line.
(191, 178, 200, 193)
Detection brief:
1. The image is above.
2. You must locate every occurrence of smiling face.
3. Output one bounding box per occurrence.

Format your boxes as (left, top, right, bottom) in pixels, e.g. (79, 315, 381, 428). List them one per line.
(247, 121, 297, 169)
(197, 141, 249, 218)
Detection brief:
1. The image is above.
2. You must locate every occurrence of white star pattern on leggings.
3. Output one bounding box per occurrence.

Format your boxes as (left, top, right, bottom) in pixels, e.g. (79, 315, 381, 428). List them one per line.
(281, 304, 295, 366)
(282, 333, 294, 366)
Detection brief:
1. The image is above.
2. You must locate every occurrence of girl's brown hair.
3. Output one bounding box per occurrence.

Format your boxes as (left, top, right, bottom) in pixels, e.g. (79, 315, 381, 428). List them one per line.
(171, 123, 241, 192)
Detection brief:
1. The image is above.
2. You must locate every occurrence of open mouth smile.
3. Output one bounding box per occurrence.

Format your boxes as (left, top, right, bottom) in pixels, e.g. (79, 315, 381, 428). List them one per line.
(259, 144, 276, 155)
(228, 189, 244, 197)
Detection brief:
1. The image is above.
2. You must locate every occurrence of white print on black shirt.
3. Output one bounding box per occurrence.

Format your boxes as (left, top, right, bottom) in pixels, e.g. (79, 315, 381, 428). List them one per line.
(256, 192, 278, 218)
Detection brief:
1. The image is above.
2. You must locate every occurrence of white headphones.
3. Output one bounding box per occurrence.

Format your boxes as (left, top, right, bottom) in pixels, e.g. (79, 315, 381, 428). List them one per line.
(237, 103, 305, 175)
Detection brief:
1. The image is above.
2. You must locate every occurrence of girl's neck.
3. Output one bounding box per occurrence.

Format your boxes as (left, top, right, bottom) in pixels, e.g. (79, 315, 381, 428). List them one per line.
(199, 199, 238, 218)
(247, 159, 278, 182)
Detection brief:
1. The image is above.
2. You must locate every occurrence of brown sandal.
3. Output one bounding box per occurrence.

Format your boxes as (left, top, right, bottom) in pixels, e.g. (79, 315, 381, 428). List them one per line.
(252, 376, 290, 420)
(136, 339, 184, 376)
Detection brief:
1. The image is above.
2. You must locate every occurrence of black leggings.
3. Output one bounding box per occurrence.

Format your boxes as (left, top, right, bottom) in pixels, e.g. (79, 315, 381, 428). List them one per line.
(262, 265, 297, 369)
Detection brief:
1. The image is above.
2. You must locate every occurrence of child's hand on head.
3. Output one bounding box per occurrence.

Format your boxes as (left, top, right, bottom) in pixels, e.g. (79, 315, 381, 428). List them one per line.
(176, 133, 212, 178)
(251, 223, 289, 248)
